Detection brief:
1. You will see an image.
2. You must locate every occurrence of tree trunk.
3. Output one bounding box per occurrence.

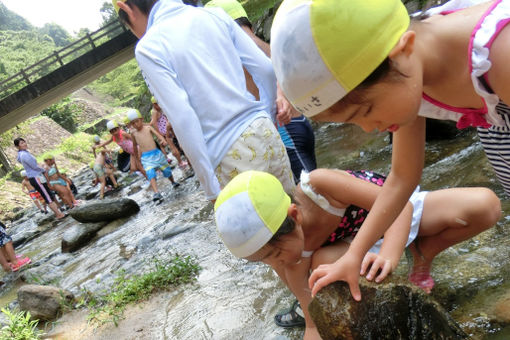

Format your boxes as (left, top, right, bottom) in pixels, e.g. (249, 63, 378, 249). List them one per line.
(0, 146, 12, 177)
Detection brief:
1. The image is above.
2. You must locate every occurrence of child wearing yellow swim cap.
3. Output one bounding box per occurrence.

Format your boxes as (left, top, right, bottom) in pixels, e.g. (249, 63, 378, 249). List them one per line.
(215, 170, 500, 337)
(271, 0, 510, 301)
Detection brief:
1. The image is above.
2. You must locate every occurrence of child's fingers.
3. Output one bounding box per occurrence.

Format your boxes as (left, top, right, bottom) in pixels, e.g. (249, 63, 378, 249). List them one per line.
(360, 253, 374, 275)
(375, 261, 392, 283)
(365, 257, 383, 281)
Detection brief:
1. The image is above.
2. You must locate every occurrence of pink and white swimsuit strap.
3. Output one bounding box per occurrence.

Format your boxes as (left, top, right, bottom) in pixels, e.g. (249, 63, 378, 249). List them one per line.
(115, 131, 135, 154)
(419, 0, 510, 129)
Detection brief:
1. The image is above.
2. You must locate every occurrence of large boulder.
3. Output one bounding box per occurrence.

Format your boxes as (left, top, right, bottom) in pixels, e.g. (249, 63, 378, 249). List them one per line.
(18, 284, 74, 321)
(309, 279, 467, 340)
(61, 222, 108, 253)
(69, 198, 140, 223)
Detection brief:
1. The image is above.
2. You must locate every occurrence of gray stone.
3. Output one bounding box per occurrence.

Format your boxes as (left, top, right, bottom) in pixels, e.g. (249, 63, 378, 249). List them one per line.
(69, 198, 140, 223)
(61, 222, 107, 253)
(17, 284, 74, 321)
(309, 279, 467, 340)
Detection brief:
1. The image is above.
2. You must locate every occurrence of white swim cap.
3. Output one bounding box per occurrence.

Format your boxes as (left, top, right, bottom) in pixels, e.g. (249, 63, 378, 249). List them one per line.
(126, 109, 142, 123)
(20, 170, 27, 177)
(271, 0, 409, 117)
(106, 120, 119, 131)
(214, 171, 291, 258)
(93, 135, 100, 143)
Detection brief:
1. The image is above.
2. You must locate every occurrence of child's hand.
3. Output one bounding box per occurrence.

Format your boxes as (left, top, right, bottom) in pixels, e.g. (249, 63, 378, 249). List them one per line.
(308, 252, 362, 301)
(361, 252, 393, 283)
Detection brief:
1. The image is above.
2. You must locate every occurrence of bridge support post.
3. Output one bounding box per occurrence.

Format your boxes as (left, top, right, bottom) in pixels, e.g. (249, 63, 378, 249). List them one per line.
(0, 146, 12, 177)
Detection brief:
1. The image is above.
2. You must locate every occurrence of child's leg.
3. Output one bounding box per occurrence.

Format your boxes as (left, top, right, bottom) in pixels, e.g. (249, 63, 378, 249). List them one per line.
(136, 158, 148, 180)
(99, 176, 106, 199)
(0, 247, 10, 272)
(310, 242, 350, 270)
(412, 187, 501, 272)
(54, 185, 74, 208)
(2, 241, 17, 264)
(105, 168, 118, 188)
(149, 178, 158, 193)
(33, 199, 42, 211)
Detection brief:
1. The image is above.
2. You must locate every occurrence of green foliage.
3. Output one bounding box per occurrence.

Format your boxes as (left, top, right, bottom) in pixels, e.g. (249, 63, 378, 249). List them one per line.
(52, 132, 95, 163)
(41, 97, 80, 133)
(39, 23, 72, 47)
(0, 120, 33, 149)
(0, 308, 42, 340)
(89, 59, 145, 106)
(0, 31, 57, 86)
(0, 3, 33, 31)
(86, 255, 200, 326)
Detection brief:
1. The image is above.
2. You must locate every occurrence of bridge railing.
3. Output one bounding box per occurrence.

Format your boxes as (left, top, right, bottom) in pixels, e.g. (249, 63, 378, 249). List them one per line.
(0, 20, 128, 100)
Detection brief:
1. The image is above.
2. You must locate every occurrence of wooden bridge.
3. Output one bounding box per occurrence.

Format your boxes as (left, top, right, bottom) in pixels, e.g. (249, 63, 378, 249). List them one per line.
(0, 20, 137, 134)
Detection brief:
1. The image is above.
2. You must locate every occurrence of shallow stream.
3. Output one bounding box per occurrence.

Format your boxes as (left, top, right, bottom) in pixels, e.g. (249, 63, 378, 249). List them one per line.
(1, 121, 510, 339)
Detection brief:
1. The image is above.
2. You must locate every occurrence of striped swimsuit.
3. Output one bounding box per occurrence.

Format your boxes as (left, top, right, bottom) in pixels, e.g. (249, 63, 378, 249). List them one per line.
(419, 0, 510, 194)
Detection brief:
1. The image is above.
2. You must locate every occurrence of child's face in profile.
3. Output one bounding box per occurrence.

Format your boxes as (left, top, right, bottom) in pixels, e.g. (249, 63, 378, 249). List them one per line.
(312, 74, 423, 134)
(245, 226, 304, 267)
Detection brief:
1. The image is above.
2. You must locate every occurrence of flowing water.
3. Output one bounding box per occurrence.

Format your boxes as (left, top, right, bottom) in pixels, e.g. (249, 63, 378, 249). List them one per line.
(1, 121, 510, 339)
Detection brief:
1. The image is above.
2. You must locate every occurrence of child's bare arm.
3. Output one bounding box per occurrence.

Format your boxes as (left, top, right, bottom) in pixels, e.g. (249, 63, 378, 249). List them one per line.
(94, 137, 113, 149)
(21, 182, 28, 194)
(130, 133, 140, 159)
(282, 259, 324, 338)
(149, 125, 167, 147)
(308, 118, 425, 301)
(361, 202, 413, 283)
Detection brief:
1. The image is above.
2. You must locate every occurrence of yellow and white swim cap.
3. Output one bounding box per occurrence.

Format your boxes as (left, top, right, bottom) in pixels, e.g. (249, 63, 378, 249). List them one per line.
(214, 171, 290, 258)
(126, 109, 142, 123)
(106, 120, 119, 131)
(151, 96, 157, 104)
(205, 0, 248, 20)
(271, 0, 410, 117)
(112, 0, 127, 14)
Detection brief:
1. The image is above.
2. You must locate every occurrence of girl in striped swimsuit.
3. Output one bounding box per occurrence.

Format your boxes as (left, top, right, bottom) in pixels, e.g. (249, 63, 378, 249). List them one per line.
(270, 0, 510, 300)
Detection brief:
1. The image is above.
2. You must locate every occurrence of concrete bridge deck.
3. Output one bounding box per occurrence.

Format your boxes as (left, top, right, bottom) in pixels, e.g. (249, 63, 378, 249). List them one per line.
(0, 21, 137, 134)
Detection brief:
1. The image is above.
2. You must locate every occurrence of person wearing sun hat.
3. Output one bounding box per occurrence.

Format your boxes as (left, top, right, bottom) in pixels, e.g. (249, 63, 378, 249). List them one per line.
(111, 0, 294, 201)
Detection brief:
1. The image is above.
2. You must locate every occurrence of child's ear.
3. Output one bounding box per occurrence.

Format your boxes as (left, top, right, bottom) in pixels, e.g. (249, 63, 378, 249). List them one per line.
(288, 203, 301, 224)
(388, 31, 416, 59)
(117, 1, 136, 24)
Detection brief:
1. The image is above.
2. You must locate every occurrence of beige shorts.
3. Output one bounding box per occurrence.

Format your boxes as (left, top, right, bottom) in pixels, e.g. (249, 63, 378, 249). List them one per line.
(215, 117, 295, 194)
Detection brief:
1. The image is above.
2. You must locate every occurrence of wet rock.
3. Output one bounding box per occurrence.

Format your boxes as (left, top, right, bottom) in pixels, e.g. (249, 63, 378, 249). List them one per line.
(69, 198, 140, 223)
(309, 279, 467, 340)
(18, 284, 74, 321)
(61, 222, 108, 253)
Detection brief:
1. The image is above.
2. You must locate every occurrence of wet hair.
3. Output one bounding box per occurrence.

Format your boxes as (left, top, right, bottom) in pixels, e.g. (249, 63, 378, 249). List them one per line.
(118, 0, 158, 27)
(268, 194, 297, 243)
(269, 216, 296, 243)
(13, 137, 25, 147)
(235, 17, 252, 30)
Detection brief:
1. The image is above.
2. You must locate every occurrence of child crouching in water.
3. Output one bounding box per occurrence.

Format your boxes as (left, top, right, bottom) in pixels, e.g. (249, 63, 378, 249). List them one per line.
(270, 0, 510, 301)
(126, 109, 179, 201)
(214, 170, 500, 339)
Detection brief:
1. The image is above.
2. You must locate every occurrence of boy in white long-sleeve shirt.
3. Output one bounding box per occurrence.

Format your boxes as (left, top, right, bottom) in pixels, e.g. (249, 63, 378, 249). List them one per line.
(112, 0, 294, 200)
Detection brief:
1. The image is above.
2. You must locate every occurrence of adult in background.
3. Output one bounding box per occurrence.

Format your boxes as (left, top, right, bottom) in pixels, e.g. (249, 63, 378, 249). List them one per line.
(112, 0, 294, 200)
(14, 138, 66, 219)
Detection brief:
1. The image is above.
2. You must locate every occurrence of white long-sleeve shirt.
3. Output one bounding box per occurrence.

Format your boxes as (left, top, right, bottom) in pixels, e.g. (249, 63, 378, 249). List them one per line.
(135, 0, 277, 199)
